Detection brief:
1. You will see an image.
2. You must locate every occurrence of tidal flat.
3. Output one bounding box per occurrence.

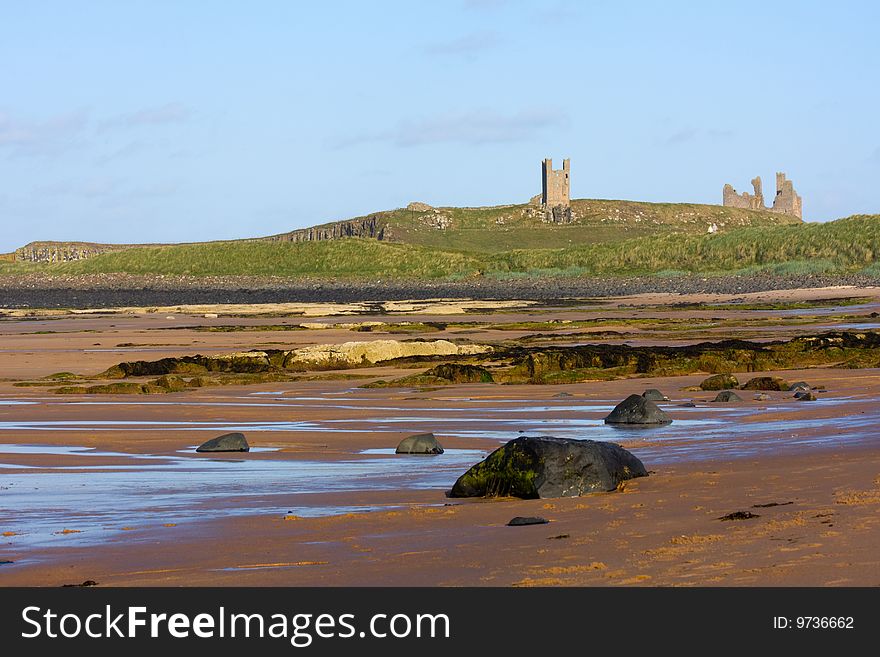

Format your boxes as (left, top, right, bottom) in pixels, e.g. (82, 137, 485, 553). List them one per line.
(1, 285, 879, 586)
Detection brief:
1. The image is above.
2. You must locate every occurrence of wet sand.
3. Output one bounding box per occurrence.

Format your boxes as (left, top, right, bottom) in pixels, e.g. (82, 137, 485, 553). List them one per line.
(1, 287, 879, 586)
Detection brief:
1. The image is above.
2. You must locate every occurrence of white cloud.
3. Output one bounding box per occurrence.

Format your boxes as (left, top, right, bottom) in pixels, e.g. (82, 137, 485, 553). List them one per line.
(422, 32, 502, 58)
(335, 108, 569, 148)
(98, 102, 190, 132)
(0, 110, 88, 157)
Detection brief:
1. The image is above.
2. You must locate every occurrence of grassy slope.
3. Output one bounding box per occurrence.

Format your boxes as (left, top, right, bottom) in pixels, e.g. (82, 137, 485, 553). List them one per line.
(6, 213, 876, 280)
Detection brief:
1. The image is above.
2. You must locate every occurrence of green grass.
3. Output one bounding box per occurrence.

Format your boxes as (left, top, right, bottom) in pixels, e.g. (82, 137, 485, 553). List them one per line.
(4, 212, 880, 281)
(48, 239, 482, 278)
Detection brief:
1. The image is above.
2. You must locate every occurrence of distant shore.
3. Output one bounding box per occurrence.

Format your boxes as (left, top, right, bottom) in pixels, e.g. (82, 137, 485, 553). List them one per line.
(2, 272, 880, 309)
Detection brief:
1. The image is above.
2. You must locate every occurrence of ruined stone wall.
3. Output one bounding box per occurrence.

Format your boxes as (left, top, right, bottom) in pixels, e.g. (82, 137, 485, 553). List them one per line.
(269, 214, 387, 243)
(722, 183, 751, 209)
(722, 172, 802, 220)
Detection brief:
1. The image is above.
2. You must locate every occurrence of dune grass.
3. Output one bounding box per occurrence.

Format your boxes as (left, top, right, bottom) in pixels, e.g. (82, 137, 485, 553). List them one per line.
(486, 214, 880, 277)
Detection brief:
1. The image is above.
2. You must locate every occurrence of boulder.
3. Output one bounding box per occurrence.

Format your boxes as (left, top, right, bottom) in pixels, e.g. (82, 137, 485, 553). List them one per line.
(699, 374, 739, 391)
(395, 433, 444, 455)
(753, 393, 771, 401)
(196, 432, 249, 453)
(604, 394, 672, 425)
(741, 376, 790, 391)
(642, 388, 668, 401)
(712, 390, 742, 403)
(788, 381, 811, 392)
(449, 435, 647, 499)
(796, 391, 818, 401)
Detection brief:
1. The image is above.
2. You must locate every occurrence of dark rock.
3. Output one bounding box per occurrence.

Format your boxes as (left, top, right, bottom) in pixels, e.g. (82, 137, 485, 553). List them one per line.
(751, 501, 793, 508)
(449, 435, 647, 499)
(712, 390, 742, 403)
(548, 534, 570, 540)
(507, 516, 549, 526)
(796, 391, 818, 401)
(741, 376, 789, 391)
(678, 401, 697, 407)
(642, 388, 668, 401)
(719, 511, 760, 521)
(605, 394, 672, 425)
(0, 560, 13, 565)
(395, 432, 444, 455)
(196, 432, 250, 453)
(62, 580, 98, 587)
(788, 381, 810, 392)
(552, 392, 573, 398)
(699, 374, 739, 391)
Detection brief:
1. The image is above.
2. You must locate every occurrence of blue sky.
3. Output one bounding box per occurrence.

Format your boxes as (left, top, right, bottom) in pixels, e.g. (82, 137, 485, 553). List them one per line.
(1, 0, 879, 251)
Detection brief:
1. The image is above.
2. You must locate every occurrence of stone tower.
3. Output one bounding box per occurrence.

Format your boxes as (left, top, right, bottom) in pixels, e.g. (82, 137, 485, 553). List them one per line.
(772, 172, 802, 219)
(541, 158, 570, 208)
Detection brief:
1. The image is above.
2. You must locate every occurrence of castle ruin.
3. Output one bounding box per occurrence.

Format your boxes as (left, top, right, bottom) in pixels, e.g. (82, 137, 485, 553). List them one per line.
(722, 172, 802, 219)
(538, 158, 572, 223)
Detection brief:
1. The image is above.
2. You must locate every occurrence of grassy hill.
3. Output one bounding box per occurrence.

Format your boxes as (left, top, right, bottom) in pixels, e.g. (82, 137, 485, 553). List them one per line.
(273, 199, 800, 253)
(4, 213, 878, 280)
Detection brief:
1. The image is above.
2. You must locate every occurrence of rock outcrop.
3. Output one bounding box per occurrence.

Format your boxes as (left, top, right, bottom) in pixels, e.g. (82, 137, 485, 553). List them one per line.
(289, 339, 491, 367)
(270, 214, 387, 243)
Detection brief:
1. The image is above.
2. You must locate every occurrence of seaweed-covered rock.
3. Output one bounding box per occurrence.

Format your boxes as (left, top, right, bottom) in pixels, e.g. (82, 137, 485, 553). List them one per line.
(789, 381, 811, 392)
(754, 392, 771, 401)
(449, 435, 647, 499)
(153, 374, 188, 392)
(642, 388, 668, 401)
(424, 363, 494, 384)
(395, 433, 444, 455)
(741, 376, 789, 391)
(196, 432, 250, 453)
(700, 374, 739, 391)
(712, 390, 742, 403)
(604, 394, 672, 425)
